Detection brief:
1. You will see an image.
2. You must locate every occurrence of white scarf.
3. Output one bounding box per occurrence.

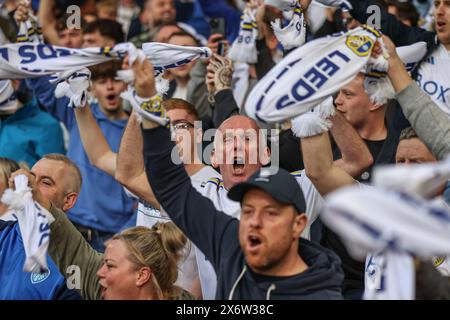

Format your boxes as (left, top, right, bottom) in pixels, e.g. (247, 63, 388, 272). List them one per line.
(0, 42, 212, 80)
(373, 155, 450, 198)
(53, 68, 91, 108)
(271, 3, 307, 50)
(142, 42, 212, 76)
(322, 162, 450, 299)
(290, 96, 335, 138)
(0, 80, 19, 113)
(312, 0, 352, 10)
(229, 8, 259, 64)
(1, 175, 55, 273)
(0, 43, 130, 79)
(244, 26, 385, 123)
(264, 0, 297, 11)
(16, 13, 43, 44)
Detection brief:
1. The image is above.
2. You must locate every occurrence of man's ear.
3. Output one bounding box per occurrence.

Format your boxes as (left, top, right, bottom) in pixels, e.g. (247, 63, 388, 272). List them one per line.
(210, 148, 219, 169)
(260, 146, 271, 166)
(293, 213, 307, 239)
(368, 101, 384, 112)
(62, 192, 78, 212)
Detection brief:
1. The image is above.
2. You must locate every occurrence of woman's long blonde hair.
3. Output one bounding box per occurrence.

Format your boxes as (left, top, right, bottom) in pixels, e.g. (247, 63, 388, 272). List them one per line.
(0, 157, 21, 189)
(112, 222, 188, 299)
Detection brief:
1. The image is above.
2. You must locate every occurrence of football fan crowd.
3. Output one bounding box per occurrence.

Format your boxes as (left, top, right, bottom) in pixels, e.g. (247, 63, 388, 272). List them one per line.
(0, 0, 449, 300)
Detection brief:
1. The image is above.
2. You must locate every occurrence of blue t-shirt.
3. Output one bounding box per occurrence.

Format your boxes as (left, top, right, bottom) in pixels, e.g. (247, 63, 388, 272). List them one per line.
(27, 78, 136, 233)
(0, 99, 65, 168)
(0, 220, 81, 300)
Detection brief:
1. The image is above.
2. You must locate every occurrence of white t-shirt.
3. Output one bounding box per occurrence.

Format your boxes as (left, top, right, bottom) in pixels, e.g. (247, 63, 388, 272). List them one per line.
(171, 84, 188, 101)
(416, 44, 450, 116)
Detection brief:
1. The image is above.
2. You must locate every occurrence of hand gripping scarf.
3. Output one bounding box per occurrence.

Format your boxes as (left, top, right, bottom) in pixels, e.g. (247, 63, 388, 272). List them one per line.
(244, 25, 384, 123)
(0, 42, 212, 80)
(16, 13, 43, 44)
(229, 8, 259, 64)
(271, 2, 307, 50)
(1, 175, 55, 273)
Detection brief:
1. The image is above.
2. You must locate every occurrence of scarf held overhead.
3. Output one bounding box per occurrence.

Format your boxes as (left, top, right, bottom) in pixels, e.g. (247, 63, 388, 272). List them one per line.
(0, 42, 212, 80)
(244, 26, 383, 123)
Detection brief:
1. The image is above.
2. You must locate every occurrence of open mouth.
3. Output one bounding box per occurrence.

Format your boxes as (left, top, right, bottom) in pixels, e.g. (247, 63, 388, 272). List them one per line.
(232, 157, 245, 175)
(247, 235, 262, 251)
(437, 21, 447, 31)
(106, 94, 117, 104)
(100, 285, 107, 299)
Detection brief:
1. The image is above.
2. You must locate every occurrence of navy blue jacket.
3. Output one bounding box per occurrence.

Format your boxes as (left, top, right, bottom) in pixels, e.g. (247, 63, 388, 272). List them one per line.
(142, 126, 344, 300)
(0, 220, 81, 300)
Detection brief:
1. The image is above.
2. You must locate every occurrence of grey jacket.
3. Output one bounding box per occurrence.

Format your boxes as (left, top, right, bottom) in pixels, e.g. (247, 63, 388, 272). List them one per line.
(396, 82, 450, 160)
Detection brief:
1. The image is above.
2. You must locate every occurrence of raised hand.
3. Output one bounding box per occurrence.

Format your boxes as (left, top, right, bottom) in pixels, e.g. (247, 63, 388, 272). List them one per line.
(14, 0, 31, 23)
(206, 54, 234, 95)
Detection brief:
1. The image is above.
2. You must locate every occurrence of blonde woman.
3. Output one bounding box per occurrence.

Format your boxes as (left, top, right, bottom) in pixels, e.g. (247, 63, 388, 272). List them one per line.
(48, 204, 195, 300)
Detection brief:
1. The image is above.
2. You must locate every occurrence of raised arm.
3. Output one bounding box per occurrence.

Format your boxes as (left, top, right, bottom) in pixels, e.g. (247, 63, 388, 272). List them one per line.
(331, 111, 373, 177)
(74, 104, 117, 177)
(48, 205, 103, 300)
(135, 58, 240, 270)
(115, 112, 159, 208)
(38, 0, 59, 45)
(385, 36, 450, 160)
(347, 0, 434, 47)
(301, 132, 356, 196)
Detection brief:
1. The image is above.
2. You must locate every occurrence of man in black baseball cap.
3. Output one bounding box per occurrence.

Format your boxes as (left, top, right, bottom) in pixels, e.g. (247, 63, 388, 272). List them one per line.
(228, 168, 311, 278)
(228, 168, 307, 214)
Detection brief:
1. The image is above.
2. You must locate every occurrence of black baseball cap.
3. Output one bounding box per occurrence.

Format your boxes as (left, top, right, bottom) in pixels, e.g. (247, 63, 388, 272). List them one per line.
(228, 168, 307, 214)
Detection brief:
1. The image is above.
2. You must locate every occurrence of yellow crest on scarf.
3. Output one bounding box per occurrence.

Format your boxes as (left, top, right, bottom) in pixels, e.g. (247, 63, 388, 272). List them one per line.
(345, 35, 374, 57)
(433, 256, 446, 268)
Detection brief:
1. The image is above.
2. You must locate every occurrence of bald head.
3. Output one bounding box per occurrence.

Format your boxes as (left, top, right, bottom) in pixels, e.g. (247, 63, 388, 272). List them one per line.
(219, 115, 261, 132)
(213, 115, 269, 190)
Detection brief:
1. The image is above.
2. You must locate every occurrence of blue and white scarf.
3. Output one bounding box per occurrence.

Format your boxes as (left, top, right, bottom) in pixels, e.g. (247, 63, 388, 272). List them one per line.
(1, 175, 55, 273)
(16, 13, 43, 44)
(0, 42, 212, 80)
(229, 8, 258, 64)
(322, 158, 450, 299)
(271, 2, 307, 50)
(0, 80, 18, 113)
(244, 26, 385, 123)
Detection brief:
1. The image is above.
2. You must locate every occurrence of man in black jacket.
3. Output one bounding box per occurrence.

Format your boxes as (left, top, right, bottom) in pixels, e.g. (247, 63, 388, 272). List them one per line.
(142, 122, 344, 299)
(139, 59, 344, 299)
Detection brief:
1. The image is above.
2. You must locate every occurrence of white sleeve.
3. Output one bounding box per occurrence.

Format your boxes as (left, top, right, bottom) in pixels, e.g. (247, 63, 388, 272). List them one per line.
(293, 170, 324, 240)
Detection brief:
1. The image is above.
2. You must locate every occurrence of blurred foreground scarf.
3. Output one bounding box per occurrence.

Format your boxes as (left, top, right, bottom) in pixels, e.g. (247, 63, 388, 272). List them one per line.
(322, 159, 450, 299)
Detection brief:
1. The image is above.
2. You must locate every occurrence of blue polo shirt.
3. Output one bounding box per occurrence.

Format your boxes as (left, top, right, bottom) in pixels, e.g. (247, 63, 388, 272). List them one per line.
(0, 220, 81, 300)
(0, 99, 65, 168)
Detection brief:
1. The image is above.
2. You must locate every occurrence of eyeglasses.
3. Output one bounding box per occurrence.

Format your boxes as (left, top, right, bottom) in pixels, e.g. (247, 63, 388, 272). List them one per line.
(170, 121, 194, 132)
